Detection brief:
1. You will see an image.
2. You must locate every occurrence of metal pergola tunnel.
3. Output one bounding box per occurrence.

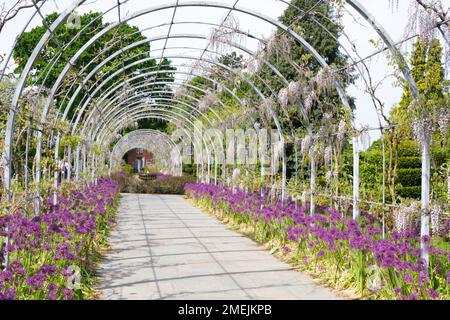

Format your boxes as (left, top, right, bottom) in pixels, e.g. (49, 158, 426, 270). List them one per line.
(0, 0, 449, 301)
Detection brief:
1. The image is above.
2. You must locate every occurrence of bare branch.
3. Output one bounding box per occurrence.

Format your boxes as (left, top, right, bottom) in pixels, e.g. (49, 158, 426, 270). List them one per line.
(0, 0, 44, 34)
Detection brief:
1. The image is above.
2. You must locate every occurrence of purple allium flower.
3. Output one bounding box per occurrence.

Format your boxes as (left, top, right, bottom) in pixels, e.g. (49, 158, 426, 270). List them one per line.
(428, 289, 440, 299)
(0, 270, 13, 283)
(418, 272, 429, 286)
(317, 250, 325, 257)
(26, 273, 46, 290)
(6, 244, 14, 253)
(46, 283, 58, 300)
(49, 224, 62, 234)
(40, 265, 57, 276)
(0, 288, 16, 300)
(403, 273, 414, 284)
(63, 288, 74, 300)
(409, 293, 419, 300)
(421, 235, 430, 244)
(282, 246, 292, 253)
(62, 267, 74, 277)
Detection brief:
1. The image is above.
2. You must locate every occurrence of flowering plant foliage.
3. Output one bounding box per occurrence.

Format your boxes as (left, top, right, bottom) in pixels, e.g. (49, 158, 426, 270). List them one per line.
(0, 178, 120, 300)
(185, 183, 449, 300)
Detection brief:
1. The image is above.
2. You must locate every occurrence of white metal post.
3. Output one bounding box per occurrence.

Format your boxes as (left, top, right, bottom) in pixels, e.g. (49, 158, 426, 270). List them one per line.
(75, 146, 80, 182)
(353, 136, 360, 221)
(420, 133, 431, 273)
(67, 146, 72, 182)
(310, 142, 315, 216)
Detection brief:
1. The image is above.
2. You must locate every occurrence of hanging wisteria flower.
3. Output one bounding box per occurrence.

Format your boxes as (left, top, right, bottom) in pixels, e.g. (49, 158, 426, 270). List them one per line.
(287, 81, 300, 104)
(337, 120, 346, 142)
(278, 88, 289, 110)
(324, 146, 332, 166)
(303, 91, 315, 115)
(301, 135, 311, 156)
(430, 204, 443, 236)
(325, 171, 333, 184)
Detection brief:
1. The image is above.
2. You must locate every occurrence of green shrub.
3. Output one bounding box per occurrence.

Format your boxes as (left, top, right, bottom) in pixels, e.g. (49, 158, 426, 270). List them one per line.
(141, 176, 196, 194)
(121, 164, 134, 175)
(398, 140, 420, 157)
(396, 168, 421, 187)
(396, 186, 422, 199)
(111, 173, 196, 194)
(397, 156, 421, 169)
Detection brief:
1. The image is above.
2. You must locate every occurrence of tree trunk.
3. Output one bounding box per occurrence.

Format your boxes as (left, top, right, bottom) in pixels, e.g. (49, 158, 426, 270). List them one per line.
(388, 129, 397, 204)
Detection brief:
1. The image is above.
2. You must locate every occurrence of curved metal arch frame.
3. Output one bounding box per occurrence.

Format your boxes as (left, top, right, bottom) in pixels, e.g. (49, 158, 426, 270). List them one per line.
(71, 31, 295, 132)
(110, 129, 183, 176)
(67, 53, 283, 130)
(33, 1, 353, 138)
(67, 50, 287, 143)
(97, 104, 270, 186)
(39, 20, 278, 132)
(71, 55, 289, 196)
(2, 0, 421, 200)
(10, 0, 350, 166)
(96, 108, 223, 184)
(81, 111, 209, 182)
(101, 111, 219, 182)
(100, 109, 230, 185)
(97, 104, 226, 170)
(64, 36, 292, 137)
(85, 91, 223, 139)
(61, 54, 289, 193)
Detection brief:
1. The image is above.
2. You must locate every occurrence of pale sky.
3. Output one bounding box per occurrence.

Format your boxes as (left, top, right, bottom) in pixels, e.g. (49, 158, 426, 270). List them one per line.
(0, 0, 449, 147)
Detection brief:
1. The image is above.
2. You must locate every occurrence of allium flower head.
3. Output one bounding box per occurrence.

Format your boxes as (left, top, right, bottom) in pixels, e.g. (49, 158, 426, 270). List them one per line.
(63, 288, 74, 300)
(403, 273, 413, 284)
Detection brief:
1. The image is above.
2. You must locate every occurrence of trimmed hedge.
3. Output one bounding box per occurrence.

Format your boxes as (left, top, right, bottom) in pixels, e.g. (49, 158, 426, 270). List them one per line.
(136, 176, 196, 194)
(396, 168, 421, 187)
(397, 156, 421, 169)
(396, 185, 422, 199)
(110, 172, 196, 194)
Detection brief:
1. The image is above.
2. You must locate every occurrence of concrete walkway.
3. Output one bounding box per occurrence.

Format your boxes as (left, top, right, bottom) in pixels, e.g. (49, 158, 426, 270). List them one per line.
(97, 194, 340, 300)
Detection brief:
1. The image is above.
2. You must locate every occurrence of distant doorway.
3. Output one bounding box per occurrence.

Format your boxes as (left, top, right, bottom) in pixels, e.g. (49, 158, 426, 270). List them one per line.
(124, 148, 155, 173)
(134, 157, 144, 173)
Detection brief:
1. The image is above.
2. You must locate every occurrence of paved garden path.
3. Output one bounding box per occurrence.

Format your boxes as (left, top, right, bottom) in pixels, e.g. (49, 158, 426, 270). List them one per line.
(97, 194, 340, 300)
